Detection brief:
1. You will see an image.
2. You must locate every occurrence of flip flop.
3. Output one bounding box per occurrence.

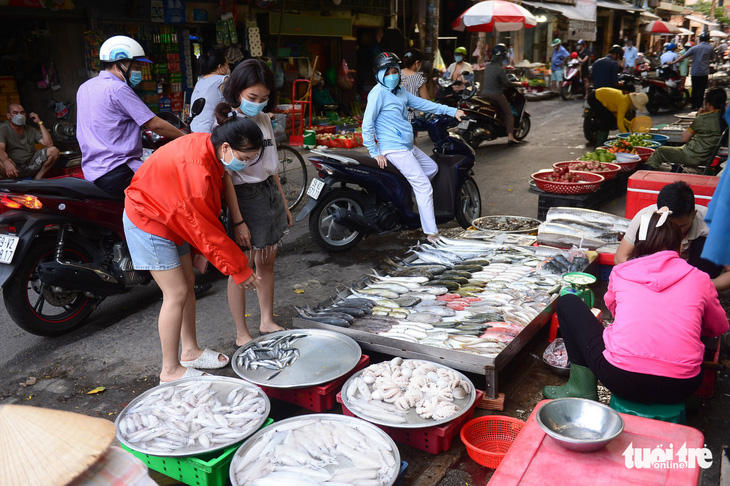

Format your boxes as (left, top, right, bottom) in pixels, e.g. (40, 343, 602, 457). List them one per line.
(180, 348, 230, 369)
(160, 367, 209, 384)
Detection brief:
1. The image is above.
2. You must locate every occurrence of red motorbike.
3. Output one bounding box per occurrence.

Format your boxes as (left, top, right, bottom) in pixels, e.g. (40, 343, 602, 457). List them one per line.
(560, 58, 585, 100)
(643, 64, 690, 114)
(0, 101, 203, 336)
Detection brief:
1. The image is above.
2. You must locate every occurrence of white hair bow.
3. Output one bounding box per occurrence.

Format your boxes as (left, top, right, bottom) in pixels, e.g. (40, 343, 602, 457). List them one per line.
(638, 206, 672, 241)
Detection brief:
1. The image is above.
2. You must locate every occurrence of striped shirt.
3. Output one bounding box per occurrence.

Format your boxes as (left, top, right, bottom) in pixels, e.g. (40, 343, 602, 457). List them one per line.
(401, 72, 426, 121)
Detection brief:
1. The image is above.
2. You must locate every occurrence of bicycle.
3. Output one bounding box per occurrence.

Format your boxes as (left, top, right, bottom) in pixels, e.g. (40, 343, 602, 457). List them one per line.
(276, 144, 307, 210)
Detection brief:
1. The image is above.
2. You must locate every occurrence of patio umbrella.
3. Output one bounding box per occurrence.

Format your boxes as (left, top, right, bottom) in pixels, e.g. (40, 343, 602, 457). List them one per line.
(710, 30, 729, 38)
(642, 20, 681, 35)
(452, 0, 537, 33)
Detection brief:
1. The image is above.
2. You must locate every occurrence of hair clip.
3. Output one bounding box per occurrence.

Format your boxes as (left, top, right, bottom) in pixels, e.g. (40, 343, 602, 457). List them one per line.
(638, 206, 672, 241)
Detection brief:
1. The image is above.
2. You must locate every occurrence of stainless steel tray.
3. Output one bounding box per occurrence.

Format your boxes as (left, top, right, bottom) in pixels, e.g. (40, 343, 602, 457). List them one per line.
(472, 215, 542, 234)
(340, 359, 477, 429)
(230, 413, 400, 486)
(115, 376, 269, 457)
(231, 329, 362, 388)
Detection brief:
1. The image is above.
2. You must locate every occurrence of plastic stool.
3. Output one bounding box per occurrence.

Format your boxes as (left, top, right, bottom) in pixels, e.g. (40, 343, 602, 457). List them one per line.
(609, 395, 686, 424)
(548, 308, 603, 343)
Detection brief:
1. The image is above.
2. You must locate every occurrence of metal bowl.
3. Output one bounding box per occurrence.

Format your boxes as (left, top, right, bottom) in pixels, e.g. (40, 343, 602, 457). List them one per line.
(536, 398, 624, 452)
(543, 358, 570, 376)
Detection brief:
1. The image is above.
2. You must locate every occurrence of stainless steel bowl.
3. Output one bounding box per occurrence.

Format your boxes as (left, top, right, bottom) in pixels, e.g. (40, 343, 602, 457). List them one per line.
(543, 358, 570, 377)
(536, 398, 624, 452)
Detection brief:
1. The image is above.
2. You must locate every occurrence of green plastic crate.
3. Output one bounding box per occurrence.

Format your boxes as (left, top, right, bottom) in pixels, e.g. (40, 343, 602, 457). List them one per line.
(122, 417, 273, 486)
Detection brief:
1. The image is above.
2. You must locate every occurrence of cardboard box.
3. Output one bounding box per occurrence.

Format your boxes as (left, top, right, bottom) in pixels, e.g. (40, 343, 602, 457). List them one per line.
(0, 76, 17, 93)
(626, 170, 719, 218)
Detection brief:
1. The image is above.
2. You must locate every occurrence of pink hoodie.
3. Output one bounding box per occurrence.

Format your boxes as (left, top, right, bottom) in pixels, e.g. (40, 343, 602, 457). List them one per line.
(604, 250, 728, 379)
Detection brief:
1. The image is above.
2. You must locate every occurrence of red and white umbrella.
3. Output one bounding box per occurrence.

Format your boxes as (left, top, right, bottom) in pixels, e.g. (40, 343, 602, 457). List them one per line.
(452, 0, 537, 33)
(642, 20, 681, 35)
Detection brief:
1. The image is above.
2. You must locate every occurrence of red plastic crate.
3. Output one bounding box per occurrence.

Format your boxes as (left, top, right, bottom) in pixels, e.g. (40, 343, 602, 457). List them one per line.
(258, 354, 369, 412)
(336, 389, 485, 454)
(626, 171, 718, 219)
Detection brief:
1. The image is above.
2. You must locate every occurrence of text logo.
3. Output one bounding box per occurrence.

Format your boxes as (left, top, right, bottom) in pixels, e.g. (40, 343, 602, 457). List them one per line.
(623, 442, 712, 469)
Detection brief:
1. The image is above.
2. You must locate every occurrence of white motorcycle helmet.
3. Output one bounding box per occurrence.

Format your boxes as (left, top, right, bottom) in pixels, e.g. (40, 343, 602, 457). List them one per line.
(99, 35, 151, 63)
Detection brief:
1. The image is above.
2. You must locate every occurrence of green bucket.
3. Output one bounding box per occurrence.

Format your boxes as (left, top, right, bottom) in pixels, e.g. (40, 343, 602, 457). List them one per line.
(303, 129, 316, 149)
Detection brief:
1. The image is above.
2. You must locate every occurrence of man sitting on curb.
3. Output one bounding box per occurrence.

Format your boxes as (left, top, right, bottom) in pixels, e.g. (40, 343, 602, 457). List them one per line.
(0, 103, 59, 179)
(614, 181, 730, 291)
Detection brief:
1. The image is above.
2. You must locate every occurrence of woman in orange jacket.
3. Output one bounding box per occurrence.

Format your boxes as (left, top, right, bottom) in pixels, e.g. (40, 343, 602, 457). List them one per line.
(123, 103, 263, 383)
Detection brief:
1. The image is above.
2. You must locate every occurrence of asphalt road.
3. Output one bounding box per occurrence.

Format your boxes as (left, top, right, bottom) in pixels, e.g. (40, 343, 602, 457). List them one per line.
(0, 97, 696, 482)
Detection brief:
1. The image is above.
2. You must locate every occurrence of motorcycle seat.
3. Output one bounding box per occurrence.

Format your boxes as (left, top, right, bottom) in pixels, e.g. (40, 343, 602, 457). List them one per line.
(0, 177, 122, 200)
(321, 150, 405, 176)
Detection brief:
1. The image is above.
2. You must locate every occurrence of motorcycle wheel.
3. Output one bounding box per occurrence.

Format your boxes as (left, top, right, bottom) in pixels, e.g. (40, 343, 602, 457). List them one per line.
(514, 116, 531, 141)
(308, 189, 366, 252)
(673, 90, 690, 110)
(455, 177, 482, 229)
(560, 84, 573, 101)
(646, 95, 661, 115)
(3, 238, 97, 336)
(583, 115, 598, 145)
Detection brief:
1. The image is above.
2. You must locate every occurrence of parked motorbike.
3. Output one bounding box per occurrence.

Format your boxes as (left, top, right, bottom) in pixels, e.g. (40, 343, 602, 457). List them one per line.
(0, 100, 205, 336)
(560, 58, 585, 100)
(455, 79, 530, 149)
(295, 114, 482, 252)
(434, 77, 467, 108)
(643, 64, 689, 114)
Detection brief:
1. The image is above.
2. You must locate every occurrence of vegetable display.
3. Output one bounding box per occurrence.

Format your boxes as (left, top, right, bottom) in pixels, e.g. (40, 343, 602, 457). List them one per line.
(543, 167, 584, 182)
(578, 148, 617, 163)
(566, 161, 616, 172)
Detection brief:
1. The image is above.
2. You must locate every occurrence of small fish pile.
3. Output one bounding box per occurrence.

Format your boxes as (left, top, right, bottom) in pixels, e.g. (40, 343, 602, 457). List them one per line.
(118, 380, 267, 453)
(537, 207, 630, 250)
(236, 333, 307, 380)
(345, 357, 472, 424)
(473, 215, 541, 233)
(231, 416, 399, 486)
(538, 253, 589, 275)
(295, 299, 376, 328)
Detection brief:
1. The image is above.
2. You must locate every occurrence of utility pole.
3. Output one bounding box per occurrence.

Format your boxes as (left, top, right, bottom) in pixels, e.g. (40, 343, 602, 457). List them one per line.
(424, 0, 440, 73)
(710, 0, 717, 21)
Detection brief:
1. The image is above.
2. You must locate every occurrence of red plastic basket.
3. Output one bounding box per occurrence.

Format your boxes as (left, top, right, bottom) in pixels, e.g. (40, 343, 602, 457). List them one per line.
(531, 170, 605, 194)
(553, 161, 621, 181)
(460, 415, 525, 469)
(258, 354, 369, 412)
(600, 145, 654, 163)
(336, 389, 485, 454)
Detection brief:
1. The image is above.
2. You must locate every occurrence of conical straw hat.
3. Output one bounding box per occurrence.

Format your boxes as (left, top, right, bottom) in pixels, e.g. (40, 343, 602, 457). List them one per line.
(0, 404, 115, 486)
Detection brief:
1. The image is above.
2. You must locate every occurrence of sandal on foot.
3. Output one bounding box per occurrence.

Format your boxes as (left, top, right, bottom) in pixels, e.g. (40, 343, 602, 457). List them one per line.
(180, 348, 230, 369)
(160, 367, 209, 384)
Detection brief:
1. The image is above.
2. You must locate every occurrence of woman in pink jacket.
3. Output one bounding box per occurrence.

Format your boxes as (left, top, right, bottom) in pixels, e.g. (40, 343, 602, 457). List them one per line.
(544, 207, 729, 403)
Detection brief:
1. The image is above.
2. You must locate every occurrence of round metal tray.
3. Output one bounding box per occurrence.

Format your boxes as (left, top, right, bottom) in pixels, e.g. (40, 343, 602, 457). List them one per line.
(472, 215, 542, 234)
(230, 413, 400, 486)
(341, 359, 477, 429)
(231, 329, 362, 388)
(115, 376, 269, 457)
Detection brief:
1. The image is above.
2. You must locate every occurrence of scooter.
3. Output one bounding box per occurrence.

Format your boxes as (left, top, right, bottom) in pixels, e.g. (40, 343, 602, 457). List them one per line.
(560, 58, 585, 100)
(0, 100, 205, 336)
(295, 114, 482, 252)
(455, 78, 531, 149)
(643, 64, 690, 114)
(434, 77, 468, 108)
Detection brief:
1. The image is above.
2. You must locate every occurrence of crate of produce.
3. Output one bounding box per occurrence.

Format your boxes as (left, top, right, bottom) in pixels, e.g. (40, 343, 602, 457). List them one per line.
(313, 125, 335, 134)
(532, 171, 631, 220)
(626, 171, 718, 218)
(258, 354, 369, 412)
(121, 417, 273, 486)
(336, 389, 485, 454)
(531, 170, 604, 195)
(553, 161, 621, 181)
(616, 132, 669, 146)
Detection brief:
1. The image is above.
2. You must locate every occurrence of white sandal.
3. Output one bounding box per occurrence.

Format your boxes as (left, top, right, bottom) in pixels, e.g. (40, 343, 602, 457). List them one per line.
(180, 348, 230, 369)
(159, 367, 209, 384)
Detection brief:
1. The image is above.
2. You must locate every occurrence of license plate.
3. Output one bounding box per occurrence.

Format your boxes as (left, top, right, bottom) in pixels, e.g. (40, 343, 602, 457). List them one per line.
(458, 119, 471, 130)
(0, 234, 19, 264)
(306, 178, 325, 200)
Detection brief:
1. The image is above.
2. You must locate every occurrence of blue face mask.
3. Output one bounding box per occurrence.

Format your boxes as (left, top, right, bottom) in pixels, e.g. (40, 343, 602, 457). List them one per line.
(129, 70, 142, 88)
(454, 55, 464, 62)
(239, 98, 267, 117)
(383, 73, 400, 89)
(221, 149, 249, 172)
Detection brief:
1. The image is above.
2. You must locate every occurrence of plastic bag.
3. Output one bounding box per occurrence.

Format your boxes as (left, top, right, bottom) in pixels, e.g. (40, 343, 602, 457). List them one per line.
(433, 49, 446, 72)
(337, 59, 354, 90)
(543, 338, 569, 368)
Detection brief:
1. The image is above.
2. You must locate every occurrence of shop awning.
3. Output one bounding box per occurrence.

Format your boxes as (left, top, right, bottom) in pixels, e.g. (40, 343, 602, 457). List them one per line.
(640, 11, 660, 20)
(596, 0, 645, 12)
(522, 0, 595, 22)
(677, 27, 694, 35)
(685, 15, 720, 29)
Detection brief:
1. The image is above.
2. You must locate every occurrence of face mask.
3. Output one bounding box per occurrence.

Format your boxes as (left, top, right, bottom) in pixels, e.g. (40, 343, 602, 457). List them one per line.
(239, 98, 267, 117)
(454, 55, 464, 62)
(129, 71, 143, 88)
(11, 114, 25, 126)
(383, 73, 400, 89)
(220, 149, 249, 172)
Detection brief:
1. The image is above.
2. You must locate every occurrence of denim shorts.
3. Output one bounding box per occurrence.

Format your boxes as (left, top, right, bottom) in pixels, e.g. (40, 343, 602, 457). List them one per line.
(122, 211, 191, 271)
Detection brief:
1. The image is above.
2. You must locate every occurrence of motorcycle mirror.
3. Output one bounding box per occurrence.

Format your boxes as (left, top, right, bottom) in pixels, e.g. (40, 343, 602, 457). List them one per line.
(191, 99, 206, 119)
(461, 85, 477, 100)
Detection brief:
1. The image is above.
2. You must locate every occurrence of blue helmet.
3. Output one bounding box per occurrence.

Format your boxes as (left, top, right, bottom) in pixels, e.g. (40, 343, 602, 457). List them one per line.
(665, 43, 677, 51)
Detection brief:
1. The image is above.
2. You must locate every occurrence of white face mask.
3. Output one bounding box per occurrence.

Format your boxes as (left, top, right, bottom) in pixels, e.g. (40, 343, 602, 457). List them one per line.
(11, 114, 25, 126)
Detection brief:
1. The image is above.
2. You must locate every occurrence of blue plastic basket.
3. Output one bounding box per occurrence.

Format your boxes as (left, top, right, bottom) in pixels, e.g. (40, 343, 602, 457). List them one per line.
(616, 133, 669, 146)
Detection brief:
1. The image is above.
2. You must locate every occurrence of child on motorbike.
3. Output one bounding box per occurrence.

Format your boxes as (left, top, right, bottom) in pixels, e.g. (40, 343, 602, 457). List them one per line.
(362, 52, 465, 240)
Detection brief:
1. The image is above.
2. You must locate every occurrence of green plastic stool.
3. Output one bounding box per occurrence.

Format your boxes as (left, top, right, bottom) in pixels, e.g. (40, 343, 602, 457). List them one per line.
(609, 395, 686, 424)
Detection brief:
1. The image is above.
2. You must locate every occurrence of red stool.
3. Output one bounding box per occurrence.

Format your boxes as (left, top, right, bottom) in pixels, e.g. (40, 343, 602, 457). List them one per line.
(548, 308, 603, 343)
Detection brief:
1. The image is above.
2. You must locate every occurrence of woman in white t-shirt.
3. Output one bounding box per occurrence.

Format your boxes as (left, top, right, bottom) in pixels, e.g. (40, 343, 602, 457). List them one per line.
(222, 59, 292, 348)
(190, 49, 229, 134)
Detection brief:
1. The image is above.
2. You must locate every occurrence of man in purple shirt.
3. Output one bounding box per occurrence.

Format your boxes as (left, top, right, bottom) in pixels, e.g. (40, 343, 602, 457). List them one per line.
(76, 35, 184, 197)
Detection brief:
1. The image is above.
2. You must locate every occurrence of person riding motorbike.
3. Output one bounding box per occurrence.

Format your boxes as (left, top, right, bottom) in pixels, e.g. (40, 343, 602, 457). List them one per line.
(76, 35, 185, 198)
(479, 43, 520, 145)
(587, 87, 649, 146)
(591, 45, 623, 89)
(443, 46, 473, 93)
(660, 43, 679, 65)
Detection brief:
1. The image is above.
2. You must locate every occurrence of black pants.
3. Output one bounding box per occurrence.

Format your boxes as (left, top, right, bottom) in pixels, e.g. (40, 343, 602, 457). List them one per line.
(93, 163, 134, 199)
(689, 236, 723, 278)
(557, 294, 703, 403)
(587, 92, 615, 132)
(691, 75, 708, 110)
